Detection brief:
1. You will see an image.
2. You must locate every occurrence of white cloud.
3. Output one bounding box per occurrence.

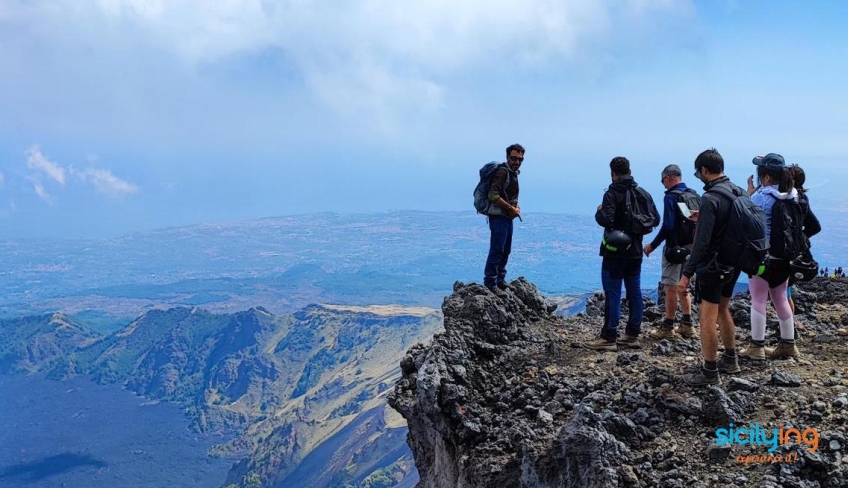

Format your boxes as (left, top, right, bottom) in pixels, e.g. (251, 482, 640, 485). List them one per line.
(73, 167, 139, 197)
(32, 181, 51, 202)
(21, 144, 139, 200)
(5, 0, 690, 125)
(25, 145, 66, 184)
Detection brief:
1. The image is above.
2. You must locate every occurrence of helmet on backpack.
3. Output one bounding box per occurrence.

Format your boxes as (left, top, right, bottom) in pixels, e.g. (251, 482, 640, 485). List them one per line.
(790, 256, 819, 283)
(602, 229, 632, 252)
(664, 246, 690, 265)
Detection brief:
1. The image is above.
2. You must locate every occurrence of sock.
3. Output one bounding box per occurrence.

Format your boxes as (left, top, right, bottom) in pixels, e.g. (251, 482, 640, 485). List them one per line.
(703, 360, 718, 377)
(682, 314, 693, 324)
(724, 348, 737, 358)
(750, 309, 767, 342)
(663, 318, 674, 329)
(778, 317, 795, 342)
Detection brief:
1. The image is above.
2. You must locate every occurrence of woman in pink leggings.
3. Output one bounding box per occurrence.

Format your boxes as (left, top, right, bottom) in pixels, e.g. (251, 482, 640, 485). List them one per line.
(739, 153, 800, 360)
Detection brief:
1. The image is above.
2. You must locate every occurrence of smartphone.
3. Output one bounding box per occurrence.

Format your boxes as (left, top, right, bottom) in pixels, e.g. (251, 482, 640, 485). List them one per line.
(677, 202, 692, 218)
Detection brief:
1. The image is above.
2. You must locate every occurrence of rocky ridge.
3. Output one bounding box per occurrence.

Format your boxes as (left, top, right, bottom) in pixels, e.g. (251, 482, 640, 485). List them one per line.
(389, 277, 848, 488)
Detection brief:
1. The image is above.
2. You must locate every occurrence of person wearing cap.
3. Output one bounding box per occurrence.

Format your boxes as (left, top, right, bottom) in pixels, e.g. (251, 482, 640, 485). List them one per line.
(739, 153, 800, 361)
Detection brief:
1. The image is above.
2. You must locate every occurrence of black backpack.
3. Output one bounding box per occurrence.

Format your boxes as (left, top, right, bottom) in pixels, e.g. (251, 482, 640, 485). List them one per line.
(669, 188, 700, 246)
(710, 185, 769, 276)
(769, 196, 804, 260)
(473, 162, 509, 214)
(624, 186, 660, 235)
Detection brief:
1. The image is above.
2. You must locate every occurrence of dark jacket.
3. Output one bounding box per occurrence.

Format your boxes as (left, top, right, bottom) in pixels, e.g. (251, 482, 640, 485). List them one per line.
(595, 176, 651, 259)
(682, 176, 744, 278)
(798, 192, 822, 238)
(650, 182, 688, 249)
(487, 165, 519, 217)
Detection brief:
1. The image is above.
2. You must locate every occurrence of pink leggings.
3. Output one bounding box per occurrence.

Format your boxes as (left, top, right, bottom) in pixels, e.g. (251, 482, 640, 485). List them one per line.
(749, 276, 792, 319)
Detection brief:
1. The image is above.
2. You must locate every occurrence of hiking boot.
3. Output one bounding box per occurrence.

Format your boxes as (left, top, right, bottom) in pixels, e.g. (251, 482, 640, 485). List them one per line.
(683, 368, 720, 387)
(675, 323, 697, 339)
(649, 328, 681, 340)
(616, 335, 642, 349)
(738, 343, 766, 361)
(487, 286, 508, 298)
(767, 340, 799, 359)
(716, 354, 741, 374)
(586, 337, 617, 351)
(496, 282, 509, 291)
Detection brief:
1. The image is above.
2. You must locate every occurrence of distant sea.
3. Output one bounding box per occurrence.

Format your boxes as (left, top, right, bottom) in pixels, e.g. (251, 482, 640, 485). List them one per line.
(0, 375, 233, 488)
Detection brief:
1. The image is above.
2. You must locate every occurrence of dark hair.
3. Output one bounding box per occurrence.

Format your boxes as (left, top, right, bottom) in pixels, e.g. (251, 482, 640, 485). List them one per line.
(757, 165, 794, 193)
(610, 156, 630, 176)
(788, 164, 807, 193)
(694, 148, 724, 174)
(506, 144, 525, 157)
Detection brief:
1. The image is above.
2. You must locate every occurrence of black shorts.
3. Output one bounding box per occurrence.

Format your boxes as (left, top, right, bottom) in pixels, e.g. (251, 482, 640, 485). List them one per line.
(696, 268, 742, 305)
(757, 259, 791, 288)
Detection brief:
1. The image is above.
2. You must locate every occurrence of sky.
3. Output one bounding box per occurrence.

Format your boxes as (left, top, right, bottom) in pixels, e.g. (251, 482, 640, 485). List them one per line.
(1, 0, 847, 239)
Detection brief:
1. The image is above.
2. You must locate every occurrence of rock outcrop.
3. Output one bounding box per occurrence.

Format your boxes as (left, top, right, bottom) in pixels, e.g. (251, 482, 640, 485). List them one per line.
(390, 277, 848, 487)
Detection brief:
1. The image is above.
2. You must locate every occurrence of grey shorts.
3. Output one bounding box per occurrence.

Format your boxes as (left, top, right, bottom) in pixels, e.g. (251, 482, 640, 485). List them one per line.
(661, 251, 684, 285)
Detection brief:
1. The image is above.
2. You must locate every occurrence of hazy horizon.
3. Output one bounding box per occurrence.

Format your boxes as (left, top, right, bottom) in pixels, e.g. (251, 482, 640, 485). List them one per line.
(2, 1, 847, 239)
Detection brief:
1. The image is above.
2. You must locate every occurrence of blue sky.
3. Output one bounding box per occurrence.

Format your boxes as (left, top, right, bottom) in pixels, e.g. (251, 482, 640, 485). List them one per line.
(1, 0, 846, 238)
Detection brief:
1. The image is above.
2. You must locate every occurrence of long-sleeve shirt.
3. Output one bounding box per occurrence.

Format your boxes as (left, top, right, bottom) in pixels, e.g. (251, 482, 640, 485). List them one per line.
(750, 185, 798, 242)
(799, 192, 821, 238)
(595, 176, 654, 259)
(683, 176, 743, 278)
(486, 165, 519, 217)
(650, 182, 688, 249)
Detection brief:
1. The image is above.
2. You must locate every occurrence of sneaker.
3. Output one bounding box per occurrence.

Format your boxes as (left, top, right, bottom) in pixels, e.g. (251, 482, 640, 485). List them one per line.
(649, 328, 681, 340)
(738, 343, 766, 361)
(716, 354, 741, 374)
(683, 368, 720, 387)
(586, 337, 617, 351)
(767, 340, 799, 359)
(675, 323, 697, 339)
(487, 286, 508, 298)
(616, 335, 642, 349)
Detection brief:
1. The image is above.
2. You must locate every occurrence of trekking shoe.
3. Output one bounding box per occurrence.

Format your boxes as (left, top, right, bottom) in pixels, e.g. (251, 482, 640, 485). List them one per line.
(675, 323, 697, 339)
(716, 354, 741, 374)
(616, 335, 642, 349)
(487, 286, 508, 298)
(585, 337, 617, 351)
(738, 343, 766, 361)
(767, 340, 799, 359)
(649, 328, 681, 340)
(683, 368, 720, 387)
(496, 281, 509, 291)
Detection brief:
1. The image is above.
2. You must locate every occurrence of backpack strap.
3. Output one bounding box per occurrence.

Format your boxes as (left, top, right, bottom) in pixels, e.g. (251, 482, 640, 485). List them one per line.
(707, 184, 737, 202)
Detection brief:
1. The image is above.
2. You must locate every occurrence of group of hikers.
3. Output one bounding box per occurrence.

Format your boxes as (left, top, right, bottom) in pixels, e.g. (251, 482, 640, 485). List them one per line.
(476, 144, 824, 387)
(821, 267, 845, 278)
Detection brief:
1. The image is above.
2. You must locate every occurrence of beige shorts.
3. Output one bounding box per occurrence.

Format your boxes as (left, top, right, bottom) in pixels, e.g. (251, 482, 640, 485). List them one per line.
(661, 250, 684, 285)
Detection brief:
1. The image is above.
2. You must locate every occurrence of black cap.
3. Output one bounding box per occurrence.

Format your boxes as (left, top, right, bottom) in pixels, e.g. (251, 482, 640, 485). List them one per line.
(752, 153, 785, 170)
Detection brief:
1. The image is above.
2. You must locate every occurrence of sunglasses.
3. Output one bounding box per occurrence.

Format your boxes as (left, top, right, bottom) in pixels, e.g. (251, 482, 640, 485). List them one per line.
(509, 156, 524, 163)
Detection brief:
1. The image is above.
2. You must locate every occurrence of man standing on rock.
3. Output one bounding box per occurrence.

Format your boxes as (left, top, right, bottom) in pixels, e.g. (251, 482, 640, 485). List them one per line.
(483, 144, 524, 297)
(645, 164, 698, 340)
(679, 148, 743, 386)
(588, 156, 659, 351)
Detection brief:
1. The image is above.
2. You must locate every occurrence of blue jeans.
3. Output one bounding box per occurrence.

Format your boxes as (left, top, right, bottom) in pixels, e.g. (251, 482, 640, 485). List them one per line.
(600, 257, 643, 340)
(484, 216, 513, 288)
